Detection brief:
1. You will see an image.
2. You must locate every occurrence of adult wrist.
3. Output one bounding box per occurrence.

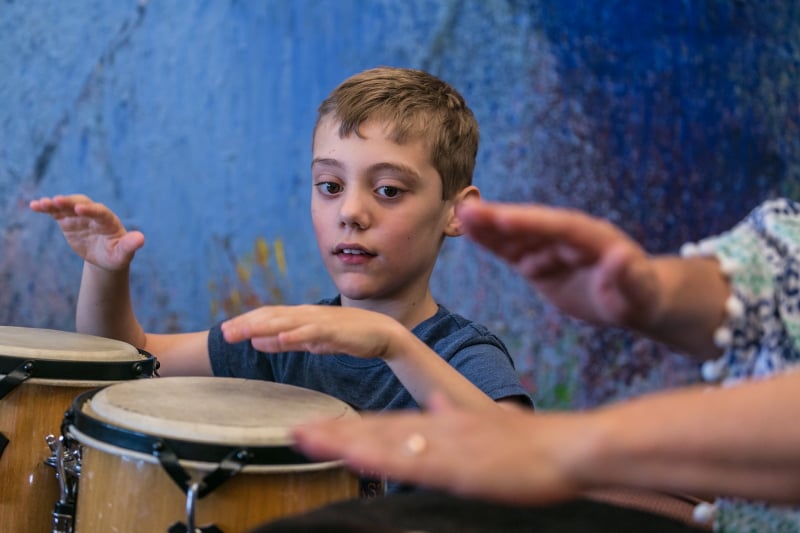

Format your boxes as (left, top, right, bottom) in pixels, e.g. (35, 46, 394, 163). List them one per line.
(557, 410, 617, 492)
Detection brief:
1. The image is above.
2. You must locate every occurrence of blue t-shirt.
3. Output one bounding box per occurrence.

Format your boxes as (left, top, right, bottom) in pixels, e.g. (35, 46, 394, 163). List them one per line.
(208, 297, 532, 410)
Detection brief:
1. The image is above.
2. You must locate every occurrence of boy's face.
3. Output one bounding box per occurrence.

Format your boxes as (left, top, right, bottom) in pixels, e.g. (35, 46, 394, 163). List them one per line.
(311, 117, 459, 305)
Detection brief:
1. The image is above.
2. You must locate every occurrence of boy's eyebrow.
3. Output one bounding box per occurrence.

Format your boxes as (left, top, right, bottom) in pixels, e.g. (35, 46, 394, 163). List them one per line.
(367, 162, 422, 182)
(311, 157, 343, 169)
(311, 159, 423, 182)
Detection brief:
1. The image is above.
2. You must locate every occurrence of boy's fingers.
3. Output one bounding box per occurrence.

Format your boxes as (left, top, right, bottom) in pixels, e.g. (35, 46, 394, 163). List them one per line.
(250, 336, 284, 353)
(52, 193, 93, 207)
(428, 390, 457, 413)
(29, 197, 59, 213)
(74, 202, 115, 222)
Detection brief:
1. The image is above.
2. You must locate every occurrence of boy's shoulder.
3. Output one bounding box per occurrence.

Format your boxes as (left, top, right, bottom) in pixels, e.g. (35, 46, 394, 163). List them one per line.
(414, 305, 509, 355)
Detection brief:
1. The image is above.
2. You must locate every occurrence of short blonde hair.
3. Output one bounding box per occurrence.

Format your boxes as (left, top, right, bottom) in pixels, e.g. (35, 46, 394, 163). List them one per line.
(314, 67, 479, 200)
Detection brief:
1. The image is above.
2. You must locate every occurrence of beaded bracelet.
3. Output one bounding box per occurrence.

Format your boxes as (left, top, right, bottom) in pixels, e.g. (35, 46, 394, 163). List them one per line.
(679, 239, 745, 383)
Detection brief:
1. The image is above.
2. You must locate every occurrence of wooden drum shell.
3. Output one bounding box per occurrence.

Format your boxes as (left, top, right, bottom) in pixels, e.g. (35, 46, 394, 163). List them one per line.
(0, 383, 89, 533)
(74, 444, 359, 532)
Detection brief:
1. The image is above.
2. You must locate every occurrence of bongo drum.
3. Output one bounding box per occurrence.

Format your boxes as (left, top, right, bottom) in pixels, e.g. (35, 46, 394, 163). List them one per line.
(0, 326, 157, 533)
(65, 376, 360, 533)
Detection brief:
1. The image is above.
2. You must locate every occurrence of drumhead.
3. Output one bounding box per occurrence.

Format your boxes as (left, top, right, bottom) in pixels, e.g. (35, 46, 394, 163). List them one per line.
(0, 326, 140, 361)
(84, 377, 357, 446)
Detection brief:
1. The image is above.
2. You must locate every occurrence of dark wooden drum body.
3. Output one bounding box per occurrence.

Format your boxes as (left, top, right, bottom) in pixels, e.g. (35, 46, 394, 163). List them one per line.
(0, 326, 156, 533)
(248, 490, 711, 533)
(66, 377, 360, 532)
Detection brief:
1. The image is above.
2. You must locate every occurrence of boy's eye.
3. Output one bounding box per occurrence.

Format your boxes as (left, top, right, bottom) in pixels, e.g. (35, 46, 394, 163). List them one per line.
(317, 182, 342, 195)
(376, 186, 402, 198)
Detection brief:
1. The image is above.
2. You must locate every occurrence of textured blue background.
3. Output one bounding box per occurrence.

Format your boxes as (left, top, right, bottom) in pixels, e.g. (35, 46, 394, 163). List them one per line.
(2, 1, 798, 409)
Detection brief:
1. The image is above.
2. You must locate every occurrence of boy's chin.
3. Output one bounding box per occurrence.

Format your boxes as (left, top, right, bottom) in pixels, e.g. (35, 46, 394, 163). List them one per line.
(335, 280, 395, 303)
(331, 275, 381, 301)
(336, 287, 377, 302)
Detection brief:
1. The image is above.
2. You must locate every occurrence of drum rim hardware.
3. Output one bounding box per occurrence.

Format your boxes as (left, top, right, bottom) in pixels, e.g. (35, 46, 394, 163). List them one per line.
(45, 434, 80, 533)
(65, 387, 315, 469)
(0, 349, 159, 388)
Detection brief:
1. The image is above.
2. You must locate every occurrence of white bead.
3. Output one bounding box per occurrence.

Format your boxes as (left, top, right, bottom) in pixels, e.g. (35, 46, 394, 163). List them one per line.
(718, 257, 738, 276)
(701, 358, 724, 382)
(713, 326, 732, 348)
(680, 242, 700, 257)
(725, 295, 744, 318)
(692, 501, 717, 524)
(698, 239, 717, 255)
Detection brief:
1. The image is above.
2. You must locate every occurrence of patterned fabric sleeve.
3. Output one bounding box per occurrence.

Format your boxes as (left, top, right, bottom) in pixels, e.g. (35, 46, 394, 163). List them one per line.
(680, 198, 800, 384)
(681, 199, 800, 531)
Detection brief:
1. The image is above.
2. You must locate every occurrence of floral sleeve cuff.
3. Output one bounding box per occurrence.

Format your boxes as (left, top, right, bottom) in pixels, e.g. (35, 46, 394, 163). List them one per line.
(679, 198, 800, 383)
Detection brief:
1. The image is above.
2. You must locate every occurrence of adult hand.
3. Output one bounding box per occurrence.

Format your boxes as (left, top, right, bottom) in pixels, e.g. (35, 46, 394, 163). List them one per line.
(292, 392, 591, 506)
(457, 199, 659, 330)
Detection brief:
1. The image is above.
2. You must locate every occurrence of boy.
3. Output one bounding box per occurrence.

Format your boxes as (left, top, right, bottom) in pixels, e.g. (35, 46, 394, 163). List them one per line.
(31, 67, 532, 414)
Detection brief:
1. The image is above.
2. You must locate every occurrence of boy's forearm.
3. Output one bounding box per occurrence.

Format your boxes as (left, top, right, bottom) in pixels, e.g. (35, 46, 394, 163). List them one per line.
(382, 326, 498, 410)
(577, 372, 800, 503)
(633, 256, 729, 359)
(77, 261, 147, 348)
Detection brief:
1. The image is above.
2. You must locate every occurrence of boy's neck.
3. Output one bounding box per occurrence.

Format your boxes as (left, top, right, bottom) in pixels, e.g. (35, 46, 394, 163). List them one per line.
(340, 291, 439, 330)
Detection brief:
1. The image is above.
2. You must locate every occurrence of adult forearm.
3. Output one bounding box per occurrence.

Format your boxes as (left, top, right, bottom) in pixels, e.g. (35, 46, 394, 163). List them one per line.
(580, 371, 800, 503)
(76, 261, 146, 348)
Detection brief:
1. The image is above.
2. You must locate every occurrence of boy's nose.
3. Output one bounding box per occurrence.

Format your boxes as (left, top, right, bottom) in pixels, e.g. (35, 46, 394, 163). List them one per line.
(338, 191, 370, 229)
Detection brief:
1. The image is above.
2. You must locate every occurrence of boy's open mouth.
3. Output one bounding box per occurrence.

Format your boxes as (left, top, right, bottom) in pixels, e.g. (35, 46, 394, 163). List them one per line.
(334, 244, 376, 257)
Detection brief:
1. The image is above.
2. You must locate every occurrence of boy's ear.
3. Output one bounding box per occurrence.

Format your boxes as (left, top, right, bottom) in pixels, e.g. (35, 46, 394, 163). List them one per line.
(444, 186, 481, 237)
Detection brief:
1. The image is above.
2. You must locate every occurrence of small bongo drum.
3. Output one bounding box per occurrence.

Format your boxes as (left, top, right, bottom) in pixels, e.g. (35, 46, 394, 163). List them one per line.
(65, 376, 360, 533)
(0, 326, 157, 533)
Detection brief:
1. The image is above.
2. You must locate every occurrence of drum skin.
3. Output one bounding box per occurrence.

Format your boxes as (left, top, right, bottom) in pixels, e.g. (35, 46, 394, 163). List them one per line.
(75, 446, 359, 532)
(70, 377, 361, 533)
(0, 383, 87, 533)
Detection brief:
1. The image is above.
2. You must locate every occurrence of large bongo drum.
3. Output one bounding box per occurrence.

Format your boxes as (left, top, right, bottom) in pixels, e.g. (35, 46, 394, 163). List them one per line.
(0, 326, 157, 533)
(65, 376, 360, 532)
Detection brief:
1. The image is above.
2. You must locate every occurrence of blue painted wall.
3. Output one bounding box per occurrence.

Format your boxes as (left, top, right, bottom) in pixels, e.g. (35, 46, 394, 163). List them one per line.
(2, 1, 798, 409)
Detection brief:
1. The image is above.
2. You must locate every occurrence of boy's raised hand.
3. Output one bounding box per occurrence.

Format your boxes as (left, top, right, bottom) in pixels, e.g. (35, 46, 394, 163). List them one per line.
(30, 194, 145, 271)
(456, 199, 659, 330)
